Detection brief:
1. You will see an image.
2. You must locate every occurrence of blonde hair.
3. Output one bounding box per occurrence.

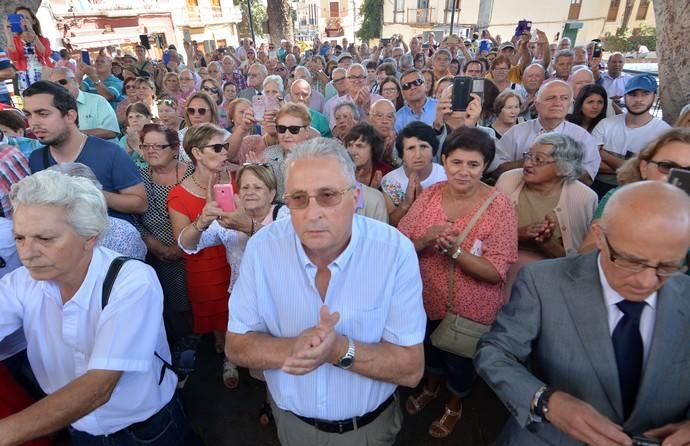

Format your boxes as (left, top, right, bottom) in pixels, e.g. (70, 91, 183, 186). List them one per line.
(617, 128, 690, 185)
(182, 123, 226, 165)
(275, 102, 311, 126)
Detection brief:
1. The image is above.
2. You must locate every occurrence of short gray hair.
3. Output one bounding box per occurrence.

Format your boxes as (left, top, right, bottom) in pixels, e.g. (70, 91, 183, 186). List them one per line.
(293, 66, 312, 83)
(536, 80, 572, 102)
(334, 102, 360, 120)
(10, 170, 108, 239)
(347, 63, 365, 76)
(285, 138, 356, 186)
(533, 133, 584, 182)
(555, 49, 575, 62)
(51, 66, 75, 80)
(48, 162, 102, 189)
(263, 75, 284, 92)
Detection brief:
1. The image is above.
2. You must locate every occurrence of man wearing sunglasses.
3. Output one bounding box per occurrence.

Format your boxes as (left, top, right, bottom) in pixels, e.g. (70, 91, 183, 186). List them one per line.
(228, 138, 425, 446)
(22, 81, 146, 223)
(394, 69, 437, 133)
(476, 181, 690, 446)
(48, 67, 120, 142)
(591, 74, 670, 197)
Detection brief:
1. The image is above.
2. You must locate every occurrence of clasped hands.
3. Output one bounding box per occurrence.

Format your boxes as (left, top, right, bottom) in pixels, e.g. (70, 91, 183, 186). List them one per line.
(422, 223, 461, 257)
(518, 214, 556, 244)
(282, 305, 344, 375)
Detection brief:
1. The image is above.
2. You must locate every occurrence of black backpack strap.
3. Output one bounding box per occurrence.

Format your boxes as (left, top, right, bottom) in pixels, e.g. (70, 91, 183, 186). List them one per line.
(102, 256, 173, 385)
(272, 202, 284, 221)
(42, 146, 51, 170)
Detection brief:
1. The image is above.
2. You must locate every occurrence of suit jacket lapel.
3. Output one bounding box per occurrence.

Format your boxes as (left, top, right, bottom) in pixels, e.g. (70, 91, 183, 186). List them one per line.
(628, 277, 690, 425)
(562, 251, 624, 421)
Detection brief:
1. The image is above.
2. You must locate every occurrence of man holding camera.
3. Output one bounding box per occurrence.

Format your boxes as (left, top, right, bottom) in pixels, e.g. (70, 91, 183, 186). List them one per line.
(476, 181, 690, 446)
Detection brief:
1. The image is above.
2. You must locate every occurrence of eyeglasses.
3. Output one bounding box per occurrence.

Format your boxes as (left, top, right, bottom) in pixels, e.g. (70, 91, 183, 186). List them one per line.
(125, 83, 136, 89)
(347, 75, 367, 81)
(179, 77, 194, 82)
(522, 152, 556, 167)
(371, 111, 395, 121)
(200, 142, 229, 153)
(276, 67, 287, 72)
(202, 86, 219, 94)
(647, 160, 690, 175)
(56, 79, 69, 86)
(381, 87, 398, 94)
(602, 232, 688, 277)
(401, 78, 424, 91)
(333, 77, 346, 84)
(277, 124, 308, 134)
(283, 186, 355, 209)
(187, 107, 208, 116)
(140, 143, 172, 151)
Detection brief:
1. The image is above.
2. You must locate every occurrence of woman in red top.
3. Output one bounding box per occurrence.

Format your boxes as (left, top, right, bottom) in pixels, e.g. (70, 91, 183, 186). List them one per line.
(168, 123, 233, 386)
(398, 127, 517, 439)
(4, 7, 53, 91)
(343, 122, 393, 190)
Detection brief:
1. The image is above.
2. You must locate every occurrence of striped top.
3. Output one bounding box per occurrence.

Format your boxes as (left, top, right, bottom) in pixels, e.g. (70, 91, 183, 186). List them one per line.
(0, 145, 31, 218)
(229, 214, 426, 420)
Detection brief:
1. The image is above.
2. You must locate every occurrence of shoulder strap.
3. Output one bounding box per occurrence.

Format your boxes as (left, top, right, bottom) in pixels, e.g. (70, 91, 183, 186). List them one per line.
(42, 146, 51, 170)
(446, 190, 501, 311)
(102, 256, 132, 309)
(101, 256, 174, 385)
(272, 202, 284, 221)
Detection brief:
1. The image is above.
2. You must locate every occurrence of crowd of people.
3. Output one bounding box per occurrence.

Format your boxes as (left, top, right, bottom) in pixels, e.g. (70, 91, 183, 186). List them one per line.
(0, 8, 690, 446)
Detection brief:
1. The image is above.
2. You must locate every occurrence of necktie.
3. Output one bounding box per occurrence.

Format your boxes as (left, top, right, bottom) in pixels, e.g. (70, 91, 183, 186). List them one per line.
(612, 300, 646, 419)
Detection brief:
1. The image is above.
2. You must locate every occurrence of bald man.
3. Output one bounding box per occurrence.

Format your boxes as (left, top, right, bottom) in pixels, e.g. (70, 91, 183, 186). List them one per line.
(288, 79, 331, 137)
(475, 180, 690, 446)
(368, 99, 399, 166)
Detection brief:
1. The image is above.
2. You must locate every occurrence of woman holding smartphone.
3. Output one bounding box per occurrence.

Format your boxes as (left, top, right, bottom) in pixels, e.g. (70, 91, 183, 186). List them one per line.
(4, 7, 54, 93)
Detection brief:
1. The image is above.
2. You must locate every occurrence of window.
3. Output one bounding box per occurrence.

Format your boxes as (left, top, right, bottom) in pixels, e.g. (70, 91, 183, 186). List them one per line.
(607, 0, 620, 22)
(393, 0, 404, 23)
(568, 0, 582, 20)
(445, 0, 459, 11)
(636, 0, 650, 20)
(330, 1, 339, 17)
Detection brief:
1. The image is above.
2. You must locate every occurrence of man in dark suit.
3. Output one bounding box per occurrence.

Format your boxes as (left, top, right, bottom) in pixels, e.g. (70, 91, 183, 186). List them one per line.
(475, 181, 690, 446)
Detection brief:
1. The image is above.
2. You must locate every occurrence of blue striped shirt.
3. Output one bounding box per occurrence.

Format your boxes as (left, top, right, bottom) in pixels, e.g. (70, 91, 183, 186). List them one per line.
(229, 214, 426, 420)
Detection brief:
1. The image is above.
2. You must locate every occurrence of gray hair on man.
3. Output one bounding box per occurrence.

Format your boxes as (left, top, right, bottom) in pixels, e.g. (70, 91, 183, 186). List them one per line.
(334, 101, 360, 120)
(532, 133, 585, 182)
(10, 170, 108, 240)
(331, 67, 346, 79)
(263, 74, 284, 92)
(250, 63, 269, 77)
(48, 162, 103, 189)
(346, 63, 365, 76)
(290, 78, 312, 94)
(293, 66, 312, 83)
(535, 79, 573, 102)
(554, 49, 575, 62)
(51, 66, 76, 80)
(285, 138, 356, 186)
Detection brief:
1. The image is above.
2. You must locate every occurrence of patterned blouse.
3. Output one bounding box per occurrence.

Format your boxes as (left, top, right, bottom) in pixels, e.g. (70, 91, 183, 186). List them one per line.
(398, 182, 518, 324)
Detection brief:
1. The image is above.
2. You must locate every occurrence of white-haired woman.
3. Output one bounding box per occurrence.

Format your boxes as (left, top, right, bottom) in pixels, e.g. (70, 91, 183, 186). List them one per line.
(496, 133, 598, 296)
(262, 75, 285, 101)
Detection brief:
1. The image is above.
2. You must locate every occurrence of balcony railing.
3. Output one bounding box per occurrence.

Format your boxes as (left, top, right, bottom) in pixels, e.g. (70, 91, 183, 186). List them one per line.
(179, 5, 241, 24)
(406, 8, 435, 25)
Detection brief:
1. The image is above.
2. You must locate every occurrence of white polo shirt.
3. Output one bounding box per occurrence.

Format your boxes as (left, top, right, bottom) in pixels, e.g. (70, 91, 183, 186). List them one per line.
(0, 246, 176, 435)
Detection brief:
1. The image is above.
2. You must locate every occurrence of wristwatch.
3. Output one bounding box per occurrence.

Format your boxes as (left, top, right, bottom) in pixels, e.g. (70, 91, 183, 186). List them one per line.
(335, 337, 355, 369)
(451, 246, 463, 259)
(531, 386, 556, 422)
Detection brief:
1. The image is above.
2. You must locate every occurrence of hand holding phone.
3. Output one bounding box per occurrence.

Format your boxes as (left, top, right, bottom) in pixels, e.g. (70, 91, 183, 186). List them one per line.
(8, 14, 23, 34)
(592, 43, 603, 58)
(668, 168, 690, 195)
(252, 95, 266, 122)
(214, 183, 237, 212)
(451, 76, 472, 112)
(81, 50, 91, 65)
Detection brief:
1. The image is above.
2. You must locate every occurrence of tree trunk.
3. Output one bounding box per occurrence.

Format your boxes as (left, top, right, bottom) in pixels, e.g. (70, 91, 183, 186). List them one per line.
(654, 0, 690, 124)
(266, 0, 293, 45)
(0, 0, 41, 50)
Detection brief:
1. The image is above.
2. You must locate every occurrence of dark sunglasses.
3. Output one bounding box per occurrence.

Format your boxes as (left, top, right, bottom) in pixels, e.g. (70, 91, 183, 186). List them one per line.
(200, 142, 229, 153)
(402, 78, 424, 91)
(56, 79, 69, 86)
(187, 107, 208, 116)
(202, 86, 219, 94)
(277, 124, 308, 134)
(648, 160, 690, 174)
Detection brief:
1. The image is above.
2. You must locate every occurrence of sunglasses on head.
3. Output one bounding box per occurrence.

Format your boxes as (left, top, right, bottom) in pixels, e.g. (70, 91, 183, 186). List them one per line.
(200, 142, 229, 153)
(187, 107, 208, 116)
(277, 124, 308, 134)
(402, 78, 424, 91)
(202, 86, 219, 94)
(155, 98, 177, 107)
(55, 78, 69, 86)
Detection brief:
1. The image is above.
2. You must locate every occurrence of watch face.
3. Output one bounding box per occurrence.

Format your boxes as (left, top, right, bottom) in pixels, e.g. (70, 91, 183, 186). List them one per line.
(340, 357, 354, 368)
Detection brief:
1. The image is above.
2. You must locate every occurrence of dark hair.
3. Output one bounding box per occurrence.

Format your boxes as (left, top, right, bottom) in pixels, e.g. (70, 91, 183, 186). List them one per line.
(478, 57, 491, 73)
(396, 122, 440, 159)
(342, 123, 385, 164)
(365, 60, 377, 71)
(0, 110, 27, 133)
(481, 79, 501, 122)
(567, 84, 608, 132)
(139, 123, 180, 149)
(463, 59, 483, 75)
(420, 68, 435, 92)
(23, 80, 78, 123)
(441, 127, 496, 171)
(15, 7, 43, 37)
(375, 63, 397, 77)
(125, 102, 153, 120)
(379, 76, 404, 110)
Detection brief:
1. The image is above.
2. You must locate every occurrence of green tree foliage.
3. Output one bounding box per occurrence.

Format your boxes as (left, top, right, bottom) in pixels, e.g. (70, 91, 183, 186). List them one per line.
(603, 25, 657, 53)
(238, 0, 267, 38)
(356, 0, 382, 42)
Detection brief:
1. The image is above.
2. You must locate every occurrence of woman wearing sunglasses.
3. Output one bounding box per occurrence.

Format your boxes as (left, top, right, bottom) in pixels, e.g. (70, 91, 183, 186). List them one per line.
(262, 103, 314, 198)
(201, 78, 226, 127)
(580, 128, 690, 257)
(178, 92, 230, 162)
(168, 123, 234, 388)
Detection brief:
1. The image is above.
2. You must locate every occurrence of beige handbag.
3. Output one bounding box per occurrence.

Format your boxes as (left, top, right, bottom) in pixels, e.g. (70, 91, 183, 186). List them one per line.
(429, 191, 499, 358)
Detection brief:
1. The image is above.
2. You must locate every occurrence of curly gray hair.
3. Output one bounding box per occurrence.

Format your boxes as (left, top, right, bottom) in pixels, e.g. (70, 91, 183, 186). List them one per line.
(532, 133, 585, 182)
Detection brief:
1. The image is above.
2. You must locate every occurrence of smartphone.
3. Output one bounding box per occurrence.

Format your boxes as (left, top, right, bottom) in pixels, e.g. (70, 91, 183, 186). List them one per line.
(8, 14, 23, 33)
(81, 50, 91, 65)
(668, 168, 690, 195)
(380, 38, 391, 47)
(515, 19, 531, 38)
(139, 34, 151, 50)
(630, 435, 661, 446)
(452, 76, 473, 112)
(592, 43, 603, 58)
(252, 94, 266, 121)
(471, 78, 485, 103)
(162, 51, 171, 65)
(214, 183, 236, 212)
(479, 40, 491, 54)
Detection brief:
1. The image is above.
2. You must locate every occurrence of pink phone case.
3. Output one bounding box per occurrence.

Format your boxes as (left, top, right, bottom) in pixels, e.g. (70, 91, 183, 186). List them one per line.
(213, 183, 236, 212)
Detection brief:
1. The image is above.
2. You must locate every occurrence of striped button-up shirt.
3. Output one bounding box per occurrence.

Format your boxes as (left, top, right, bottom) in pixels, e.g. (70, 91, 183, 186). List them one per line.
(229, 214, 426, 420)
